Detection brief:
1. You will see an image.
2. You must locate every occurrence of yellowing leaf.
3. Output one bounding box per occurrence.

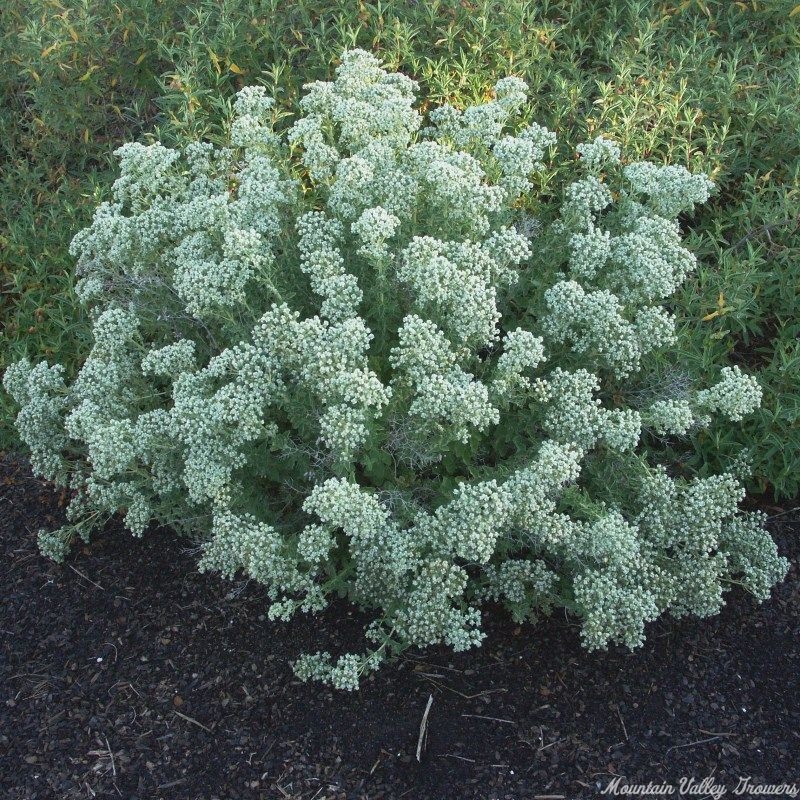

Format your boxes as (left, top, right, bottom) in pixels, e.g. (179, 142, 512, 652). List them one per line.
(68, 25, 79, 43)
(704, 295, 732, 321)
(41, 43, 59, 58)
(135, 52, 146, 65)
(209, 50, 221, 75)
(229, 62, 243, 74)
(790, 4, 800, 16)
(78, 65, 99, 82)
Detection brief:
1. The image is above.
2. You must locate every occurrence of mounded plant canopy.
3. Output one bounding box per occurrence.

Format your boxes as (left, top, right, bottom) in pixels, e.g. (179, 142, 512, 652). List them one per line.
(4, 50, 787, 689)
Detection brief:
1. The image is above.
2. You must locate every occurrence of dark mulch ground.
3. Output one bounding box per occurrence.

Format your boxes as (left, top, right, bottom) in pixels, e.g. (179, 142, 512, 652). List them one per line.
(1, 454, 798, 800)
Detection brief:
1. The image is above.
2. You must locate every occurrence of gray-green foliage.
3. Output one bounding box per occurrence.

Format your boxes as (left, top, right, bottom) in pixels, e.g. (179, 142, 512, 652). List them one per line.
(4, 51, 787, 689)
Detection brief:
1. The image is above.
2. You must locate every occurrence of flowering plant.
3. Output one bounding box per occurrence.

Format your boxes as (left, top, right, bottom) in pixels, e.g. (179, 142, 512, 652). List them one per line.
(4, 50, 787, 689)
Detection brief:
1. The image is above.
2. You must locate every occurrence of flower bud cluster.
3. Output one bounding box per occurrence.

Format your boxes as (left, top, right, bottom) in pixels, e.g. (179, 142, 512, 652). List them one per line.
(297, 211, 363, 322)
(623, 161, 714, 219)
(543, 280, 642, 377)
(426, 76, 529, 148)
(288, 49, 421, 181)
(575, 136, 621, 173)
(696, 365, 763, 422)
(645, 398, 695, 436)
(491, 328, 547, 399)
(3, 359, 68, 481)
(398, 236, 502, 346)
(351, 206, 401, 263)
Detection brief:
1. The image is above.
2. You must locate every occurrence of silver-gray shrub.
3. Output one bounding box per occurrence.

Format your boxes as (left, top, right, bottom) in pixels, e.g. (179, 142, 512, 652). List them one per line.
(4, 51, 787, 690)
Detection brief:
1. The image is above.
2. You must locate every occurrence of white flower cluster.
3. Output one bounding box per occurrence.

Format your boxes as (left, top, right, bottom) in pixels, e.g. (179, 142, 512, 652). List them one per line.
(492, 123, 557, 195)
(542, 282, 677, 379)
(70, 130, 294, 321)
(491, 328, 547, 399)
(623, 161, 714, 219)
(170, 341, 282, 503)
(602, 408, 643, 452)
(542, 368, 604, 447)
(409, 372, 499, 444)
(3, 359, 68, 481)
(408, 143, 505, 237)
(543, 280, 642, 378)
(399, 236, 504, 346)
(390, 315, 459, 381)
(568, 225, 611, 280)
(292, 647, 386, 691)
(559, 176, 613, 231)
(645, 398, 695, 436)
(630, 468, 788, 626)
(607, 215, 698, 304)
(721, 511, 790, 601)
(288, 49, 421, 180)
(554, 156, 711, 314)
(351, 205, 401, 263)
(482, 226, 534, 283)
(302, 477, 418, 606)
(388, 558, 485, 653)
(426, 79, 524, 147)
(140, 340, 197, 377)
(696, 365, 763, 422)
(573, 562, 661, 650)
(197, 507, 318, 616)
(6, 50, 784, 690)
(296, 211, 363, 322)
(576, 136, 621, 173)
(416, 479, 511, 564)
(634, 306, 678, 351)
(253, 304, 390, 462)
(230, 86, 279, 149)
(390, 315, 498, 443)
(481, 558, 557, 609)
